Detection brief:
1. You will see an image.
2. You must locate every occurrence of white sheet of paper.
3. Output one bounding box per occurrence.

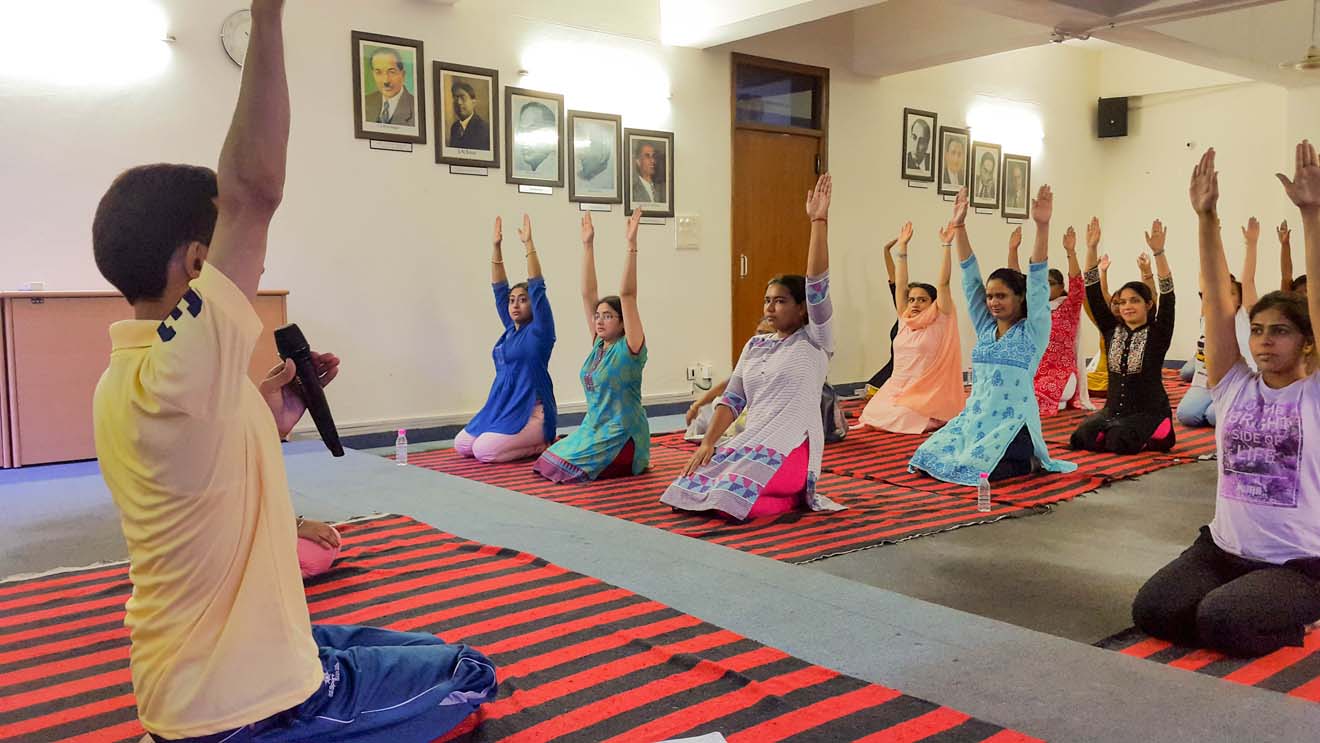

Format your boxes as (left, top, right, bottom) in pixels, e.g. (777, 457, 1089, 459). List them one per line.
(657, 735, 727, 743)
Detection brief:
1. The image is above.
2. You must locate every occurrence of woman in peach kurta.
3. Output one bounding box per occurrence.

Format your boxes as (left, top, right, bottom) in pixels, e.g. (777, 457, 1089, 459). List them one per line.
(858, 221, 966, 434)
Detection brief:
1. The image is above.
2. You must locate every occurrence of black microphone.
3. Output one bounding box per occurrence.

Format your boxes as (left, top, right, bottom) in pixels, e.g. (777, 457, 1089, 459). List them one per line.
(273, 323, 344, 457)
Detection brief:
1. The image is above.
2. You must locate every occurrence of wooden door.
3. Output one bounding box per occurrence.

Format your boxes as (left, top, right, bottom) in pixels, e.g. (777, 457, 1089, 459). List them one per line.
(731, 131, 822, 360)
(730, 53, 828, 363)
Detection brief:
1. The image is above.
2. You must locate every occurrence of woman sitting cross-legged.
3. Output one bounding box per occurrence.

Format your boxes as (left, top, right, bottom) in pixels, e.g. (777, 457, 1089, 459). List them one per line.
(533, 210, 650, 483)
(908, 186, 1076, 485)
(661, 174, 846, 520)
(1132, 145, 1320, 657)
(455, 216, 557, 463)
(1070, 219, 1177, 454)
(856, 220, 965, 434)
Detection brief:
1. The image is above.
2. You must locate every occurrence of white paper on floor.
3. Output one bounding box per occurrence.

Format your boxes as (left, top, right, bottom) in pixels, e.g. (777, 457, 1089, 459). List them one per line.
(657, 735, 728, 743)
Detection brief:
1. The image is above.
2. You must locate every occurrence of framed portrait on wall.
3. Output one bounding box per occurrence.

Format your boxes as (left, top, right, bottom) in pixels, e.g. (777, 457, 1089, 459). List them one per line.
(900, 107, 937, 182)
(504, 86, 565, 188)
(936, 125, 970, 197)
(624, 128, 674, 218)
(567, 111, 623, 204)
(969, 141, 1002, 210)
(1001, 154, 1031, 220)
(433, 61, 499, 168)
(351, 31, 427, 145)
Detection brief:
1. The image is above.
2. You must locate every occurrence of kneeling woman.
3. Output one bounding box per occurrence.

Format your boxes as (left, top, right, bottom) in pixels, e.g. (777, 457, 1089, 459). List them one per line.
(455, 216, 557, 463)
(1070, 219, 1177, 454)
(857, 220, 965, 433)
(661, 175, 846, 520)
(909, 186, 1076, 484)
(533, 210, 650, 482)
(1133, 147, 1320, 657)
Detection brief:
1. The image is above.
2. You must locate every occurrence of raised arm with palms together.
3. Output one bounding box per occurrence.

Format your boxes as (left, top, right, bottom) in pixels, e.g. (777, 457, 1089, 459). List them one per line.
(1279, 220, 1296, 292)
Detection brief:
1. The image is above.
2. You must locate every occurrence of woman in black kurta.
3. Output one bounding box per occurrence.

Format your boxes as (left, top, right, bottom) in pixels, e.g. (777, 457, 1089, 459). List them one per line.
(1070, 219, 1177, 455)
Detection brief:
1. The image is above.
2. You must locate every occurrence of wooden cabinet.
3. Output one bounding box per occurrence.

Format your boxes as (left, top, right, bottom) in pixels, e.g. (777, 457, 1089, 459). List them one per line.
(2, 291, 288, 467)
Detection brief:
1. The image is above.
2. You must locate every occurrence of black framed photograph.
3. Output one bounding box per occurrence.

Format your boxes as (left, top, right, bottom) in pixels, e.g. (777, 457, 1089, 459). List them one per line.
(433, 61, 499, 168)
(900, 108, 937, 182)
(937, 125, 970, 197)
(504, 86, 565, 188)
(351, 31, 426, 145)
(969, 141, 1002, 210)
(567, 111, 623, 204)
(1001, 154, 1031, 220)
(624, 128, 674, 218)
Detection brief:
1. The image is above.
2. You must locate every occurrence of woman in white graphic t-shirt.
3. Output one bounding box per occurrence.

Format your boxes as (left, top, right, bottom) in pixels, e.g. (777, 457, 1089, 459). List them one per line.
(1133, 144, 1320, 658)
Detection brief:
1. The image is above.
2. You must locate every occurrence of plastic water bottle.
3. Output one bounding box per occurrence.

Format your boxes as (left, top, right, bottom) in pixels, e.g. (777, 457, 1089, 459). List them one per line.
(977, 472, 991, 512)
(395, 429, 408, 466)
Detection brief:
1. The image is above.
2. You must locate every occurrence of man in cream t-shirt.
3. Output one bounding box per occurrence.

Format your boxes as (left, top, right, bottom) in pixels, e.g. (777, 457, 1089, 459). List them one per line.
(90, 2, 494, 740)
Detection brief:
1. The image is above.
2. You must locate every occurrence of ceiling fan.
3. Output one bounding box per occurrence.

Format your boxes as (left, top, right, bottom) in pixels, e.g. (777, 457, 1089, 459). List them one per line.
(1282, 0, 1320, 70)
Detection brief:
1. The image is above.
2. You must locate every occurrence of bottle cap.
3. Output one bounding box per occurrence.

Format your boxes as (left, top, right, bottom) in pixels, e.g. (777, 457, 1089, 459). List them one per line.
(398, 429, 406, 435)
(978, 472, 989, 479)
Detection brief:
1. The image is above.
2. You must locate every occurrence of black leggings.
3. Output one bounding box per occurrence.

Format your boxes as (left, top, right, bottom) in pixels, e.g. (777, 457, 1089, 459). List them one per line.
(1070, 411, 1174, 455)
(1132, 526, 1320, 657)
(989, 426, 1034, 482)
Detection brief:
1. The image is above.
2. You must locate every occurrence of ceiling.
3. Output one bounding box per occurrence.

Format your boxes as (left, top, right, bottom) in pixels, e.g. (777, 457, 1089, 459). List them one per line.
(655, 0, 1320, 87)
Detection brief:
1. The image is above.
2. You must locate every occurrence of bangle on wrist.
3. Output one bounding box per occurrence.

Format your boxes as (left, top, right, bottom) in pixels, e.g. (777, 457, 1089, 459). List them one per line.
(491, 259, 504, 264)
(811, 218, 827, 224)
(941, 243, 953, 249)
(296, 516, 305, 528)
(1151, 250, 1164, 257)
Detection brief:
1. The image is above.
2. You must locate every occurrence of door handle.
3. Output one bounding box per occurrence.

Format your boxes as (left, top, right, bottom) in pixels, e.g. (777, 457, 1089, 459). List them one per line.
(740, 254, 748, 278)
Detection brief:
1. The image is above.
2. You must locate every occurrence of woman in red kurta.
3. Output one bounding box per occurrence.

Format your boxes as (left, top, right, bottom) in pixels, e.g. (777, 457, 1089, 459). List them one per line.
(1008, 223, 1085, 416)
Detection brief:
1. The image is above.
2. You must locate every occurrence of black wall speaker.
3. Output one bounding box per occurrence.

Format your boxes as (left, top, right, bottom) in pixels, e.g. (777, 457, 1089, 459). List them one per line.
(1098, 97, 1128, 138)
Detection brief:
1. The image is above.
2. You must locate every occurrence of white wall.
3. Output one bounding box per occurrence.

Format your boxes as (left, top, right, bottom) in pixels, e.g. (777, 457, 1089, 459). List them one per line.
(5, 1, 1306, 438)
(0, 0, 733, 434)
(1096, 44, 1293, 361)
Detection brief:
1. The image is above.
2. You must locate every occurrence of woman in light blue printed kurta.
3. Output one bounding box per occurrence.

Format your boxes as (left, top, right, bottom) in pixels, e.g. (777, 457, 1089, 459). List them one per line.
(909, 186, 1077, 486)
(533, 209, 650, 483)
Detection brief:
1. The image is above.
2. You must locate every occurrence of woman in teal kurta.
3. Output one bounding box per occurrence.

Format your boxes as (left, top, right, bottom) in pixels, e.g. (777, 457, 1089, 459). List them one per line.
(533, 209, 650, 482)
(909, 186, 1077, 486)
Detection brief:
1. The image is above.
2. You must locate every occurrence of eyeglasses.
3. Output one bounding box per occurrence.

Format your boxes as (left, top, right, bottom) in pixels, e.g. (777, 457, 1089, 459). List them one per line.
(594, 312, 620, 321)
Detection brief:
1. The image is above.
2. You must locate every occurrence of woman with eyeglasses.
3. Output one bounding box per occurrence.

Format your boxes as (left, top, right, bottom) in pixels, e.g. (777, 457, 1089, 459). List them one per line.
(855, 220, 965, 434)
(1008, 222, 1087, 416)
(454, 215, 558, 463)
(532, 209, 650, 483)
(1132, 145, 1320, 658)
(1070, 219, 1178, 454)
(662, 175, 846, 520)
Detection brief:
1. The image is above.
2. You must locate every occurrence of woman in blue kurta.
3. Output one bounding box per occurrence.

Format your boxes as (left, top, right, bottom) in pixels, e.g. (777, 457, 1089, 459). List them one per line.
(533, 209, 650, 483)
(455, 215, 557, 463)
(909, 186, 1077, 485)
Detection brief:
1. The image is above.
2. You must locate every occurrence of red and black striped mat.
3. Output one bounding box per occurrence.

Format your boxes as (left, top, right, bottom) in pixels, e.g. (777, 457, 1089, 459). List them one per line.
(410, 375, 1214, 564)
(0, 515, 1043, 743)
(1097, 627, 1320, 703)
